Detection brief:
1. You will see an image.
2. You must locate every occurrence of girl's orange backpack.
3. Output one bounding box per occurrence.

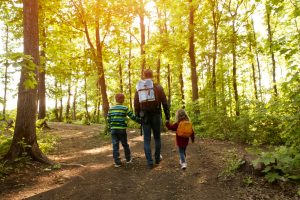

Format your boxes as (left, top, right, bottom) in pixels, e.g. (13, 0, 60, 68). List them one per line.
(177, 120, 193, 138)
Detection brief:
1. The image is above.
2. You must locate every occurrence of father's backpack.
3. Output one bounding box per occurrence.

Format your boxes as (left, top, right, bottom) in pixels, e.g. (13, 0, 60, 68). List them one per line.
(177, 120, 193, 138)
(136, 79, 156, 103)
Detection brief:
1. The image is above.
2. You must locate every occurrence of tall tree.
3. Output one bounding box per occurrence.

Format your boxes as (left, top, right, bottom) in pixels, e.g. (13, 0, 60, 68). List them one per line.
(4, 0, 52, 164)
(227, 0, 244, 116)
(265, 0, 278, 97)
(138, 0, 146, 77)
(188, 0, 199, 101)
(72, 0, 110, 118)
(209, 0, 225, 108)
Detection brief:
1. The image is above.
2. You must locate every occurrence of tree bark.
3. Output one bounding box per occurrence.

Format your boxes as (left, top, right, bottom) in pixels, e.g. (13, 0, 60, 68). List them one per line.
(179, 65, 185, 108)
(188, 0, 199, 102)
(118, 49, 123, 93)
(95, 21, 109, 118)
(128, 31, 133, 109)
(251, 19, 263, 101)
(232, 21, 240, 116)
(65, 82, 71, 122)
(38, 23, 47, 120)
(72, 82, 77, 121)
(2, 24, 9, 120)
(54, 80, 59, 121)
(4, 0, 52, 165)
(266, 3, 278, 97)
(84, 76, 90, 121)
(167, 64, 171, 106)
(210, 0, 223, 109)
(247, 21, 258, 100)
(139, 0, 146, 77)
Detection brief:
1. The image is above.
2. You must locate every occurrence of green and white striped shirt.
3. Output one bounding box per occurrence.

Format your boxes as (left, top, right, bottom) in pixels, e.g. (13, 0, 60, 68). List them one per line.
(107, 104, 140, 130)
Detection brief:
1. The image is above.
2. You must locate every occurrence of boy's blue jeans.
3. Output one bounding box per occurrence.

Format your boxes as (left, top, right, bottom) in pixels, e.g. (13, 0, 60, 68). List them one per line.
(111, 129, 131, 164)
(142, 113, 161, 166)
(179, 147, 187, 163)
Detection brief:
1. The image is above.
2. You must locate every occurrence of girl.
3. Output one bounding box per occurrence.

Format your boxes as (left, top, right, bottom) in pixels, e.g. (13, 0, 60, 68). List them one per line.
(166, 109, 195, 170)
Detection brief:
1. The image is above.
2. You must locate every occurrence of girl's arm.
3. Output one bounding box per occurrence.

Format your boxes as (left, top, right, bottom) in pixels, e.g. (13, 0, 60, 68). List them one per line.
(191, 129, 195, 142)
(166, 121, 178, 131)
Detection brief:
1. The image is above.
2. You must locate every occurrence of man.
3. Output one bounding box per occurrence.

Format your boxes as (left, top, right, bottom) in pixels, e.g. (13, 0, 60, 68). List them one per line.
(134, 69, 170, 169)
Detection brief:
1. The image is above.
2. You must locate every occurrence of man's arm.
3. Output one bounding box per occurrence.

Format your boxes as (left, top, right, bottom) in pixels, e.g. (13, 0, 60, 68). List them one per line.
(157, 84, 170, 121)
(134, 90, 140, 116)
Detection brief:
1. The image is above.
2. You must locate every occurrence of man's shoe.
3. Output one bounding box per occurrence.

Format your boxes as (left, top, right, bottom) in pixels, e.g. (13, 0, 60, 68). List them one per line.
(155, 154, 163, 164)
(126, 159, 133, 164)
(148, 164, 154, 169)
(114, 163, 121, 168)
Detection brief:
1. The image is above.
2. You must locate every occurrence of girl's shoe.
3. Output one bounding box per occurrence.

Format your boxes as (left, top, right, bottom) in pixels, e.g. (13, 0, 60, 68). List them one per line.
(181, 162, 187, 170)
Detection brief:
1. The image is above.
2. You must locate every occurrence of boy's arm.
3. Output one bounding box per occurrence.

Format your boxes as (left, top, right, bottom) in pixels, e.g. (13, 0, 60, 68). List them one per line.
(107, 110, 111, 131)
(127, 110, 141, 123)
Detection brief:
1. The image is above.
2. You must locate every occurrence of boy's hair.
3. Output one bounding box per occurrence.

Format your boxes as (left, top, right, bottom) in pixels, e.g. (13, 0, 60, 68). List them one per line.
(176, 109, 189, 123)
(143, 69, 153, 79)
(115, 93, 125, 103)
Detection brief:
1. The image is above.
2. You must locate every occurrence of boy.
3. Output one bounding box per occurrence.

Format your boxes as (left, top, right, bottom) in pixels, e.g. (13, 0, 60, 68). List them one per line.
(107, 93, 141, 167)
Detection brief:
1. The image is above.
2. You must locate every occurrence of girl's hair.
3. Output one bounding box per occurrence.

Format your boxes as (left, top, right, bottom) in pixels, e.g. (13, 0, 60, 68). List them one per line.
(176, 109, 189, 123)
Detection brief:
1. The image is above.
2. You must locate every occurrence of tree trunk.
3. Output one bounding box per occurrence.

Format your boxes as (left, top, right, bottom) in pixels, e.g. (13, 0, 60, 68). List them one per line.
(139, 0, 146, 77)
(84, 76, 90, 121)
(247, 21, 258, 100)
(2, 24, 9, 120)
(167, 64, 171, 106)
(38, 24, 47, 120)
(251, 19, 263, 101)
(59, 84, 63, 122)
(80, 0, 109, 119)
(4, 0, 52, 165)
(188, 0, 199, 102)
(156, 57, 161, 84)
(179, 65, 185, 108)
(54, 80, 59, 121)
(211, 0, 220, 109)
(128, 31, 133, 109)
(266, 3, 278, 97)
(95, 21, 109, 118)
(65, 82, 71, 122)
(232, 21, 240, 116)
(118, 49, 123, 93)
(72, 82, 77, 121)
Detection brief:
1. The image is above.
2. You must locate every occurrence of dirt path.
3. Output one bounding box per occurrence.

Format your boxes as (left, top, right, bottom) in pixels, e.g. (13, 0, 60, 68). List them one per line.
(1, 123, 299, 200)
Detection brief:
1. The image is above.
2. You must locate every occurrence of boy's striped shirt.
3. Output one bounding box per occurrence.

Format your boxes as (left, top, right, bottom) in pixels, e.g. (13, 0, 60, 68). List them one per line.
(107, 104, 140, 130)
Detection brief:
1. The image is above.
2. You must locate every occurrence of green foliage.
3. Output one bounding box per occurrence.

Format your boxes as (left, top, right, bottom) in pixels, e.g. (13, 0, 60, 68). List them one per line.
(243, 176, 253, 186)
(252, 146, 300, 183)
(0, 134, 12, 158)
(36, 128, 58, 154)
(219, 149, 245, 179)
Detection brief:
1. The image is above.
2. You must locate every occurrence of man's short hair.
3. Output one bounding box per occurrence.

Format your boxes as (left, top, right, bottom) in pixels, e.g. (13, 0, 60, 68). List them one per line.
(143, 69, 153, 79)
(115, 93, 125, 103)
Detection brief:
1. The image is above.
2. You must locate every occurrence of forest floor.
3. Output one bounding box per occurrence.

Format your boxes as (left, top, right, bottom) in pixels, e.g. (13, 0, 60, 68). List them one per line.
(0, 122, 299, 200)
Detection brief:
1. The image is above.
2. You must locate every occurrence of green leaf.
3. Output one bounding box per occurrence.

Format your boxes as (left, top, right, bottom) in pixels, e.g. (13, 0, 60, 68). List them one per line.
(265, 172, 281, 183)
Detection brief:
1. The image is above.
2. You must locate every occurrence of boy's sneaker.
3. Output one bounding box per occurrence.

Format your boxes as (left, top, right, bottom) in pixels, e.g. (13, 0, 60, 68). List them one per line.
(114, 163, 122, 168)
(181, 162, 187, 170)
(179, 160, 182, 165)
(126, 158, 133, 164)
